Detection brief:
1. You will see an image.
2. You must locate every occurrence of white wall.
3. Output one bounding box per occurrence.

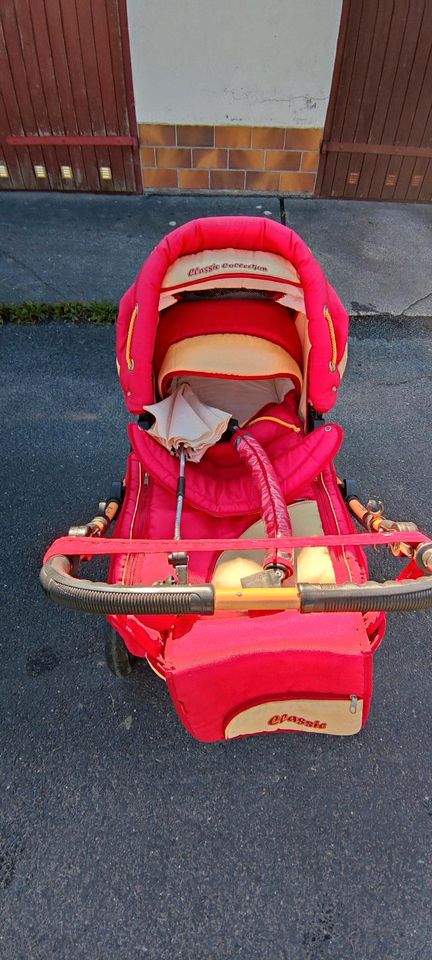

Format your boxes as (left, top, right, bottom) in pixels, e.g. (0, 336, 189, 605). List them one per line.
(127, 0, 342, 128)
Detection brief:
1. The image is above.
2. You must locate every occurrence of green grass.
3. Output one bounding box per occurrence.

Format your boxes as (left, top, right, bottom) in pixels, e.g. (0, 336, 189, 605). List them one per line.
(0, 300, 117, 324)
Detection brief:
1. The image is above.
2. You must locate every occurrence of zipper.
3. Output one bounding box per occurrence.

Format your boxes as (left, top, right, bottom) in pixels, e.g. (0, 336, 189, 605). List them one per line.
(123, 467, 151, 585)
(323, 305, 338, 371)
(126, 303, 138, 371)
(316, 472, 353, 583)
(130, 469, 151, 558)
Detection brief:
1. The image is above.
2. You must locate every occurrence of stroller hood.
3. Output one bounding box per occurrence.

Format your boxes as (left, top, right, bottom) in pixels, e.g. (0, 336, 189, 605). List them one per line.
(116, 216, 348, 416)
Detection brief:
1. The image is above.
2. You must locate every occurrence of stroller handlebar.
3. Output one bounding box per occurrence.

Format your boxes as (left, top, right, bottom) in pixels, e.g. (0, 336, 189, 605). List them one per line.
(40, 555, 215, 616)
(40, 554, 432, 617)
(298, 577, 432, 614)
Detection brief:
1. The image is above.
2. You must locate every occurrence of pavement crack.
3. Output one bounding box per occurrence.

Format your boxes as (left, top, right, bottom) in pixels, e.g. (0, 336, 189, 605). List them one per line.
(0, 247, 64, 298)
(401, 291, 432, 314)
(375, 374, 432, 387)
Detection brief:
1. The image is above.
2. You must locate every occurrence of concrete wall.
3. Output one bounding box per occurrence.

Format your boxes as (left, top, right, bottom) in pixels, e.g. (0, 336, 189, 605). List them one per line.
(127, 0, 342, 128)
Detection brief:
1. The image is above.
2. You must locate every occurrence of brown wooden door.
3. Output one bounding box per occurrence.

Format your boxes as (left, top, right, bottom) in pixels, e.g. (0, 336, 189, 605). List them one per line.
(0, 0, 140, 192)
(316, 0, 432, 202)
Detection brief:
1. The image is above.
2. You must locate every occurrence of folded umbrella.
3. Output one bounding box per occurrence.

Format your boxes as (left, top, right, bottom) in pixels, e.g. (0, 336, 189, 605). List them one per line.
(143, 383, 231, 462)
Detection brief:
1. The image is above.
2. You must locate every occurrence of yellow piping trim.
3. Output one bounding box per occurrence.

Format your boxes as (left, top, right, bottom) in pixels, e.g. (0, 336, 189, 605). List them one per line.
(247, 416, 301, 432)
(126, 303, 138, 371)
(324, 305, 338, 371)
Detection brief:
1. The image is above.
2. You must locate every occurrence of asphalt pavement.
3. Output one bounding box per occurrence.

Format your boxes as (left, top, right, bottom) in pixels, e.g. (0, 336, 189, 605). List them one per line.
(1, 192, 432, 316)
(1, 318, 431, 960)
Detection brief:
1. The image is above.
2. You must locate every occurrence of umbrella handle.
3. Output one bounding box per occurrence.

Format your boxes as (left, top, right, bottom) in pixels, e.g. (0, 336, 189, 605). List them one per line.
(174, 447, 187, 540)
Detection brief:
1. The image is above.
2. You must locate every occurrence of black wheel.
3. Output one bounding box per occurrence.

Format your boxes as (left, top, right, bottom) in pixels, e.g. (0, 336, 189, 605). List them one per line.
(105, 626, 138, 678)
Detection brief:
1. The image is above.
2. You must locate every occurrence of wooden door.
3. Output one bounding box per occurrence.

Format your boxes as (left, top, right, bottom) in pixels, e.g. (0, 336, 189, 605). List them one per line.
(316, 0, 432, 202)
(0, 0, 140, 192)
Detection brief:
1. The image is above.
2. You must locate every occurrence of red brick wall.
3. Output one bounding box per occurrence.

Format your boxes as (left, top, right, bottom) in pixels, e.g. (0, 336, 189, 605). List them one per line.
(139, 124, 322, 192)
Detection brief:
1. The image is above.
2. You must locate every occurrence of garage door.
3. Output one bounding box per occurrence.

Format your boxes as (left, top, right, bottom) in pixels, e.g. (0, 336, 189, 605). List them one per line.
(0, 0, 140, 192)
(316, 0, 432, 202)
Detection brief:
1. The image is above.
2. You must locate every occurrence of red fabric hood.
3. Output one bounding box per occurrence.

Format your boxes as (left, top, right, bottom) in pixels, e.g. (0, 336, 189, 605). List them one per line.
(116, 216, 349, 414)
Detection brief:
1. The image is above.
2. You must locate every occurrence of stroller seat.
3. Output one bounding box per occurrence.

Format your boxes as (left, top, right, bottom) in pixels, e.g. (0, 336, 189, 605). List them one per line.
(153, 297, 338, 589)
(116, 294, 348, 595)
(212, 500, 337, 589)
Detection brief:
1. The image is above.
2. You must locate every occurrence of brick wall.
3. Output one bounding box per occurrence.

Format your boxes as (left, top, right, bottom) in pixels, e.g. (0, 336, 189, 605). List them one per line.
(139, 124, 322, 193)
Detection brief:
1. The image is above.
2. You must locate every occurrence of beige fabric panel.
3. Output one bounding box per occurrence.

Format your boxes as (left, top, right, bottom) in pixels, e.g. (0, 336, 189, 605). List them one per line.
(289, 500, 336, 584)
(162, 248, 302, 287)
(159, 248, 306, 314)
(225, 698, 363, 739)
(294, 312, 311, 422)
(168, 374, 295, 426)
(158, 333, 303, 396)
(212, 499, 336, 588)
(159, 279, 305, 314)
(338, 343, 348, 378)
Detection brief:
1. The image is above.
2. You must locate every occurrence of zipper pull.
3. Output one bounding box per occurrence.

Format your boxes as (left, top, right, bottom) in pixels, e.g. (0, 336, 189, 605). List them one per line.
(349, 695, 358, 714)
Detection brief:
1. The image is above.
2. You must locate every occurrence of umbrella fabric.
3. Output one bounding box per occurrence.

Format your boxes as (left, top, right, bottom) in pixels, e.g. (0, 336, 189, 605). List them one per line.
(143, 384, 231, 462)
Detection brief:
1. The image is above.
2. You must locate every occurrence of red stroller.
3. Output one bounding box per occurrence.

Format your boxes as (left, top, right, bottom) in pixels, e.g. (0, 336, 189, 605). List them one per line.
(41, 217, 432, 742)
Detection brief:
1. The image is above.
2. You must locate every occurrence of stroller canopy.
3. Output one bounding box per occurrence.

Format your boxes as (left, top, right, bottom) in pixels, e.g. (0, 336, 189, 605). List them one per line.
(116, 217, 348, 417)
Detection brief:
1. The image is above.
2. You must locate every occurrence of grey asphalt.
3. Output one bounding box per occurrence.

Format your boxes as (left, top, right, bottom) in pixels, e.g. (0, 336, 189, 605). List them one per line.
(1, 192, 431, 316)
(1, 318, 431, 960)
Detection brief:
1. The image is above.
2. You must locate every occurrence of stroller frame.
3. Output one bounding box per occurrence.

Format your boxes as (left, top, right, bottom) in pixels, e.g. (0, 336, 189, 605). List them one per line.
(40, 217, 432, 742)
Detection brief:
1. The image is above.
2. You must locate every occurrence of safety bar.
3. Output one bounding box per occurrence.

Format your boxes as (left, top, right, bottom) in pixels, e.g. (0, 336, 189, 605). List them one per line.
(40, 554, 432, 616)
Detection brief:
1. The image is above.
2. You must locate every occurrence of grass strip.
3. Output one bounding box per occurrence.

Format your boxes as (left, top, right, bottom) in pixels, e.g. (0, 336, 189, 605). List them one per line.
(0, 301, 117, 324)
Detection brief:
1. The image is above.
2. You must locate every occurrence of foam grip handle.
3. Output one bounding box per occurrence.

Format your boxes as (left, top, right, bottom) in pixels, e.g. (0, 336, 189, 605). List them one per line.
(40, 556, 215, 616)
(299, 577, 432, 613)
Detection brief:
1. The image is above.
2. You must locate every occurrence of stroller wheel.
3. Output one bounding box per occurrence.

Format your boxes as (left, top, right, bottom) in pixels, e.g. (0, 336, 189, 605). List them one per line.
(105, 627, 137, 678)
